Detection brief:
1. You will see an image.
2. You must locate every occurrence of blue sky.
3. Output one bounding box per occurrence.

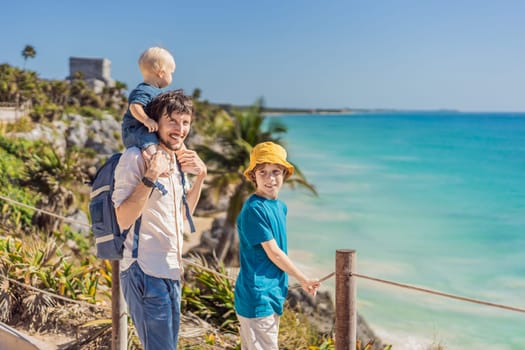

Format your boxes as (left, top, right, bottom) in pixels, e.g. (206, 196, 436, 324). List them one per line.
(1, 0, 524, 112)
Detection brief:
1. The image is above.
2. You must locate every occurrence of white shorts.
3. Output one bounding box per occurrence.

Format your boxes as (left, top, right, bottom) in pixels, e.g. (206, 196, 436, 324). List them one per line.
(237, 313, 280, 350)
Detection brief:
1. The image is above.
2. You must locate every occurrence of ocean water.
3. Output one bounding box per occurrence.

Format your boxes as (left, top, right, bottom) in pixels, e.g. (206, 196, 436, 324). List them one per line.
(270, 112, 525, 350)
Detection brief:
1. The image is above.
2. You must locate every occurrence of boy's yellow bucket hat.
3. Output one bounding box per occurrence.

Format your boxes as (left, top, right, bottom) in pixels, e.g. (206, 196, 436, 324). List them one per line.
(244, 142, 295, 181)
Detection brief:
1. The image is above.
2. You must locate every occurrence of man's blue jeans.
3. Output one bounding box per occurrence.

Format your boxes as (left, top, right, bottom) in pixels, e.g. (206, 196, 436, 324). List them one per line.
(120, 262, 181, 350)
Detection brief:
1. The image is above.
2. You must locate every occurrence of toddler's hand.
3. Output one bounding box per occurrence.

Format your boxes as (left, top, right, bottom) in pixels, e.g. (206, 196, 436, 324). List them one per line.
(143, 118, 158, 133)
(146, 150, 171, 179)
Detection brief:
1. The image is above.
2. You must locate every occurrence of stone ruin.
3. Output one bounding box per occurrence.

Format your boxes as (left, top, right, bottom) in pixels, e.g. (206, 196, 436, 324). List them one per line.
(68, 57, 115, 93)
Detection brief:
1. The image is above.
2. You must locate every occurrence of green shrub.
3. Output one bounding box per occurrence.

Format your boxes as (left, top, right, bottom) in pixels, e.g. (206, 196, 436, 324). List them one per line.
(182, 259, 237, 333)
(79, 106, 104, 119)
(3, 116, 34, 133)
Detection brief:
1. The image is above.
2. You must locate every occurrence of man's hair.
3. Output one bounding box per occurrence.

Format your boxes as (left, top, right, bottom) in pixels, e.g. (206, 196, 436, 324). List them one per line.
(138, 47, 175, 74)
(147, 89, 194, 121)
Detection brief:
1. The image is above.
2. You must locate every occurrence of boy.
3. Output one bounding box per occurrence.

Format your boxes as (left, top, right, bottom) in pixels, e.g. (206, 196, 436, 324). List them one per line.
(122, 46, 176, 161)
(234, 141, 320, 350)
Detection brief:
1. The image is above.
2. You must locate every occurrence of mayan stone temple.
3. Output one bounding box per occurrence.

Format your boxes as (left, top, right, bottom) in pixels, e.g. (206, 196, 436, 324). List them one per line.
(69, 57, 115, 93)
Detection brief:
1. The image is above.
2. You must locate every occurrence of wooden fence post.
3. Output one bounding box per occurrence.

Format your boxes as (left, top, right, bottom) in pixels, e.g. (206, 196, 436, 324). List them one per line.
(111, 260, 127, 350)
(335, 249, 357, 350)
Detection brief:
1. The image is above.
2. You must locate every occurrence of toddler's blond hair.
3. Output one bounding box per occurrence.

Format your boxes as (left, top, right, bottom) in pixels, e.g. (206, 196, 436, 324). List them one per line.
(138, 47, 175, 76)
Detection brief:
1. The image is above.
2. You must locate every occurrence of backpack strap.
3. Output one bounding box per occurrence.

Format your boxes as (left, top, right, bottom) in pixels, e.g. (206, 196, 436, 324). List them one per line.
(121, 216, 142, 259)
(154, 180, 168, 195)
(175, 158, 196, 233)
(131, 216, 142, 258)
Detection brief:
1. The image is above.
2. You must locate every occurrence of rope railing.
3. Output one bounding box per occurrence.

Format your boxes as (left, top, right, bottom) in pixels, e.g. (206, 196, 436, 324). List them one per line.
(351, 272, 525, 314)
(0, 102, 18, 108)
(0, 194, 235, 281)
(1, 194, 524, 317)
(0, 194, 88, 227)
(0, 273, 111, 312)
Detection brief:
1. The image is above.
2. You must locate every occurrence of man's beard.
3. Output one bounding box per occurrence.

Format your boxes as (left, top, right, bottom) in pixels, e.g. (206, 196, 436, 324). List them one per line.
(160, 135, 184, 151)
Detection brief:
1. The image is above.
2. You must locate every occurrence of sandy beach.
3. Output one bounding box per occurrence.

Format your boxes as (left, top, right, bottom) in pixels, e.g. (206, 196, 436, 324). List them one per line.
(183, 215, 214, 254)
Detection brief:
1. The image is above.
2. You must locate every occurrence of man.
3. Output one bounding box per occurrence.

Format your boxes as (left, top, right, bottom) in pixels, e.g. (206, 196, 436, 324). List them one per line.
(113, 90, 206, 350)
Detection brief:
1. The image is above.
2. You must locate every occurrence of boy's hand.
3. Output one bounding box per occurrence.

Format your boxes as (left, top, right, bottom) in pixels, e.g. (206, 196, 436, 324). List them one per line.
(301, 279, 321, 297)
(143, 118, 158, 133)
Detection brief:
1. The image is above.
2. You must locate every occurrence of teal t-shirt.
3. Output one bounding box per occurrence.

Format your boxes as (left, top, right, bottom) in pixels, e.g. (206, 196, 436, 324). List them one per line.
(234, 194, 289, 318)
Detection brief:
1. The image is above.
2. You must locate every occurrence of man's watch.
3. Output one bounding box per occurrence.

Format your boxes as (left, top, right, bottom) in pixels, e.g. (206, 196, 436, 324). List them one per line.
(142, 176, 156, 188)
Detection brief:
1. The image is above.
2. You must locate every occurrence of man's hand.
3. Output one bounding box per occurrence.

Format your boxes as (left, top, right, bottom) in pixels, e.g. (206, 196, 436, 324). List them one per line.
(175, 149, 207, 177)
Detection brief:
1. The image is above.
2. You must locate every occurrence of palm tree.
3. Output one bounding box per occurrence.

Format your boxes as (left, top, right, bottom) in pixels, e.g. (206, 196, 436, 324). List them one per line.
(194, 98, 317, 265)
(100, 80, 128, 112)
(68, 71, 102, 108)
(24, 147, 87, 232)
(21, 45, 36, 69)
(0, 64, 20, 102)
(44, 80, 69, 106)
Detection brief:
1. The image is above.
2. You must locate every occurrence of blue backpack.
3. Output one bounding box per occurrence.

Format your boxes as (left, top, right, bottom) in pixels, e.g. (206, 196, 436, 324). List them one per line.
(89, 152, 196, 260)
(89, 153, 141, 260)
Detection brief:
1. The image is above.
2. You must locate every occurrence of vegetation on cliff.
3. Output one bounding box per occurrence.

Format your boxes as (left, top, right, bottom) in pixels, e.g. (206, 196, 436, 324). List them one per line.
(0, 53, 402, 349)
(0, 60, 334, 349)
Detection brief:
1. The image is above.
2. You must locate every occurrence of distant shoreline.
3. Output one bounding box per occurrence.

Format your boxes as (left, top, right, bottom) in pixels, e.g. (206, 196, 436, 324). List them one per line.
(262, 109, 525, 117)
(213, 103, 525, 116)
(215, 103, 464, 116)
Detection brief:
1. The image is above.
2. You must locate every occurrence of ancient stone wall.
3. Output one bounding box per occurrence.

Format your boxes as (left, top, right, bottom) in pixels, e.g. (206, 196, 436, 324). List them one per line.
(69, 57, 115, 92)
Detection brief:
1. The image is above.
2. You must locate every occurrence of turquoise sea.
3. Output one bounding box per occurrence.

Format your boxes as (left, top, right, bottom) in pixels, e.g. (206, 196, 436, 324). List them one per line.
(271, 112, 525, 350)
